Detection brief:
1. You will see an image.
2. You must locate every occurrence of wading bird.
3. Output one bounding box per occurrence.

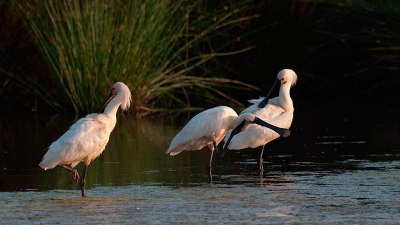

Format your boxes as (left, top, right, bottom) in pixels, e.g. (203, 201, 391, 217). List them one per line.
(165, 106, 290, 180)
(39, 82, 131, 197)
(222, 69, 297, 172)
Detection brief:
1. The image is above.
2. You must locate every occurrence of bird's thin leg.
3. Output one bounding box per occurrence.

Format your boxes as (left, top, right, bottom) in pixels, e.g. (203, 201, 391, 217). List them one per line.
(257, 145, 265, 172)
(207, 149, 214, 181)
(81, 164, 88, 197)
(58, 165, 80, 186)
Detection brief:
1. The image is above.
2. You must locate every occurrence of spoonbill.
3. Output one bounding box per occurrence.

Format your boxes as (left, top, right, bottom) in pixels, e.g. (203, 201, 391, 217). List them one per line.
(165, 106, 290, 180)
(39, 82, 131, 196)
(222, 69, 297, 172)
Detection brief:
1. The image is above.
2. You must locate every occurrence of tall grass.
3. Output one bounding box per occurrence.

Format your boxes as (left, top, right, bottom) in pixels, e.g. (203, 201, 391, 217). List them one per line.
(13, 0, 260, 113)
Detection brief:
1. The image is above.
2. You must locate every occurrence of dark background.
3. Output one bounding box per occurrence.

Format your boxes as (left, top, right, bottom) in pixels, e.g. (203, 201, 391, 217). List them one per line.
(1, 1, 399, 112)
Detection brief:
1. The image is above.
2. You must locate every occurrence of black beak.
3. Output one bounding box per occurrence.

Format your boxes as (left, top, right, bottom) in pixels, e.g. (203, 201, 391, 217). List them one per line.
(98, 90, 116, 113)
(253, 117, 291, 138)
(258, 79, 280, 108)
(221, 117, 290, 157)
(220, 120, 246, 157)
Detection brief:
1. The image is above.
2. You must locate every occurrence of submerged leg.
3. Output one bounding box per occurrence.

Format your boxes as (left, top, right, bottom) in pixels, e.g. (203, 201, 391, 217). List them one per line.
(81, 164, 88, 197)
(207, 149, 214, 181)
(257, 145, 265, 172)
(259, 168, 264, 186)
(59, 165, 80, 186)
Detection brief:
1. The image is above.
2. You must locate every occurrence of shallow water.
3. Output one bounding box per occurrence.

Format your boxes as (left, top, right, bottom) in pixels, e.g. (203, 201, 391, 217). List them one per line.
(1, 105, 400, 224)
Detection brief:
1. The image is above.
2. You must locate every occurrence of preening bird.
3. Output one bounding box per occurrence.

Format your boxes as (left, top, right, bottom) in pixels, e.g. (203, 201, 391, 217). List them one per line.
(39, 82, 131, 197)
(165, 106, 289, 180)
(222, 69, 297, 172)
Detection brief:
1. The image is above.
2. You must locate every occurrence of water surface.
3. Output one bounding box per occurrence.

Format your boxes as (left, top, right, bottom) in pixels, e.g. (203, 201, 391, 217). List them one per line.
(1, 105, 399, 224)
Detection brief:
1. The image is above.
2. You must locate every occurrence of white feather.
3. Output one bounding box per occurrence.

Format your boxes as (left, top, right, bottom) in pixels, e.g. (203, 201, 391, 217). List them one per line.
(166, 106, 238, 156)
(39, 82, 131, 170)
(224, 69, 297, 150)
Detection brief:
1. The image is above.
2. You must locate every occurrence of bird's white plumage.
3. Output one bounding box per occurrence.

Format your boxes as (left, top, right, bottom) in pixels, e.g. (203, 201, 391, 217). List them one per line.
(166, 106, 254, 156)
(39, 82, 131, 170)
(166, 106, 236, 156)
(39, 114, 114, 170)
(224, 69, 297, 150)
(225, 101, 293, 149)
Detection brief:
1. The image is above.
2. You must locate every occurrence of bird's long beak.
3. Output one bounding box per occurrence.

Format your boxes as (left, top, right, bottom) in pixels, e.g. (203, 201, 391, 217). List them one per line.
(98, 90, 117, 113)
(220, 120, 246, 157)
(258, 79, 280, 108)
(221, 117, 290, 157)
(252, 117, 291, 137)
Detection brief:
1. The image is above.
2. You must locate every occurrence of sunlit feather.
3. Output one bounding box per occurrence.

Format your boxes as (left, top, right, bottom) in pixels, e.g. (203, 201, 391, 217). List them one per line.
(39, 82, 131, 196)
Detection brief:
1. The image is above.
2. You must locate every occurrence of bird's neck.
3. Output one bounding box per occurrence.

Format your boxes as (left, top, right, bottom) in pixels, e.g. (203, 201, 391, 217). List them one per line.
(103, 96, 122, 119)
(230, 114, 252, 131)
(278, 84, 294, 111)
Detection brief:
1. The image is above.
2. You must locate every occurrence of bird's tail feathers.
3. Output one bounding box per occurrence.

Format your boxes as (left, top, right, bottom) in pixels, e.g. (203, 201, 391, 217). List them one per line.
(39, 161, 50, 170)
(166, 150, 182, 156)
(247, 97, 264, 104)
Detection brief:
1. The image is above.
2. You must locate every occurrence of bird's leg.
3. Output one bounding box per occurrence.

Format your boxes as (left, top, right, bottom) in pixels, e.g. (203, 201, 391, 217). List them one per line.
(58, 165, 80, 186)
(207, 149, 214, 181)
(259, 166, 264, 187)
(257, 145, 265, 172)
(81, 164, 88, 197)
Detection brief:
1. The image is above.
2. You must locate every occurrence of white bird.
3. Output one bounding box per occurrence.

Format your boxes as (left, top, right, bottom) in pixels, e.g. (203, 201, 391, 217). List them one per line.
(222, 69, 297, 172)
(39, 82, 131, 196)
(165, 106, 289, 180)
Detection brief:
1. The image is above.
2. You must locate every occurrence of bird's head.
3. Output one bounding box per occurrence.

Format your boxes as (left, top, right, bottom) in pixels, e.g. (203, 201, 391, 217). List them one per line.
(98, 82, 131, 113)
(258, 69, 298, 108)
(112, 82, 131, 111)
(277, 69, 298, 87)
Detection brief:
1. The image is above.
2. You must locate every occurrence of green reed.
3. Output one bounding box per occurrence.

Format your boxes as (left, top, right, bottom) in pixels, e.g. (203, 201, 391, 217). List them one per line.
(13, 0, 259, 113)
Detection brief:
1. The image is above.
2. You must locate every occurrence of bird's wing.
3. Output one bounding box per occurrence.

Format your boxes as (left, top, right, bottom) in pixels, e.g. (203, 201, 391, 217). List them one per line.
(240, 97, 280, 114)
(39, 114, 111, 169)
(166, 107, 234, 155)
(254, 103, 285, 121)
(226, 105, 293, 150)
(240, 97, 264, 114)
